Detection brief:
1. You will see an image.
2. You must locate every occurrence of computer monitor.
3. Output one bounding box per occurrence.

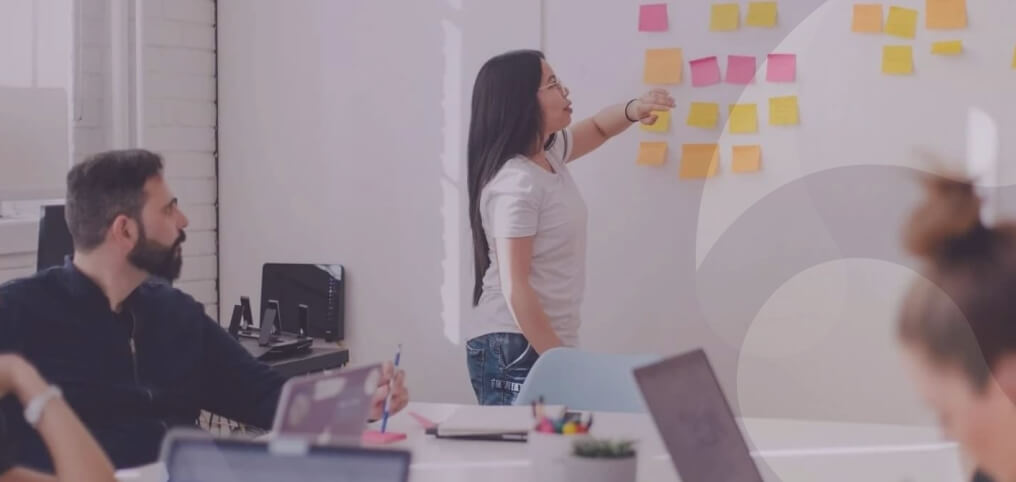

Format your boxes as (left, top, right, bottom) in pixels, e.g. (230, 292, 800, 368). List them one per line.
(261, 263, 344, 341)
(37, 204, 73, 272)
(160, 429, 411, 482)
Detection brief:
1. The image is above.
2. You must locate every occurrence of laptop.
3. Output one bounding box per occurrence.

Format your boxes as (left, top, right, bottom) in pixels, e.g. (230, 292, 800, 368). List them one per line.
(159, 429, 411, 482)
(271, 363, 381, 444)
(633, 349, 764, 482)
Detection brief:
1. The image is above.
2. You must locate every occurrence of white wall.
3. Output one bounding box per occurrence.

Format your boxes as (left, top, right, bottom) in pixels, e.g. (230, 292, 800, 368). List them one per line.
(217, 0, 1015, 422)
(1, 0, 219, 320)
(218, 0, 541, 403)
(543, 0, 1015, 424)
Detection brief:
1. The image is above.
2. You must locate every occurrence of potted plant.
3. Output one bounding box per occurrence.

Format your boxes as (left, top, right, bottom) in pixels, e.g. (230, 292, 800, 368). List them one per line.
(563, 438, 638, 482)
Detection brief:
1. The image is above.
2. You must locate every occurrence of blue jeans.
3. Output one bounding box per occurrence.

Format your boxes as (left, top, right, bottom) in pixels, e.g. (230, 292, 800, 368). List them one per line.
(466, 333, 540, 405)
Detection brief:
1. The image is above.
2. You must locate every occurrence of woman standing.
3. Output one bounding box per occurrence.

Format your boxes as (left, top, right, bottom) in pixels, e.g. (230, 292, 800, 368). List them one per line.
(465, 49, 675, 405)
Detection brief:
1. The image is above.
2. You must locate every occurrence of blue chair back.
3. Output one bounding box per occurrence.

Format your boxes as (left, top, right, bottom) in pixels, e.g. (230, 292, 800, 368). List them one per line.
(514, 348, 659, 412)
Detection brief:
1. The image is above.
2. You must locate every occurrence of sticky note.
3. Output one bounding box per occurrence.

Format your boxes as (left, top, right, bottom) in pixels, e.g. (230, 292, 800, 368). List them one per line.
(882, 45, 914, 74)
(1011, 45, 1016, 69)
(769, 96, 799, 126)
(886, 6, 918, 39)
(766, 53, 796, 82)
(926, 0, 966, 29)
(746, 2, 778, 27)
(732, 145, 762, 173)
(639, 3, 669, 32)
(640, 110, 671, 133)
(726, 55, 757, 84)
(931, 40, 963, 55)
(687, 102, 720, 129)
(680, 144, 720, 179)
(728, 104, 758, 134)
(852, 4, 883, 33)
(690, 56, 721, 87)
(644, 48, 683, 84)
(637, 142, 668, 166)
(710, 3, 740, 31)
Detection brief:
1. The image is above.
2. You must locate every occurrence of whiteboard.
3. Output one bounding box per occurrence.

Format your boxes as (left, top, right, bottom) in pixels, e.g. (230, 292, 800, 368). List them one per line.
(545, 0, 1015, 423)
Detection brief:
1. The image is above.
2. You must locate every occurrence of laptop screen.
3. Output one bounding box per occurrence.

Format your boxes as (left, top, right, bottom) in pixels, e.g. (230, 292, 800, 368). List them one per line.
(633, 349, 763, 482)
(164, 436, 410, 482)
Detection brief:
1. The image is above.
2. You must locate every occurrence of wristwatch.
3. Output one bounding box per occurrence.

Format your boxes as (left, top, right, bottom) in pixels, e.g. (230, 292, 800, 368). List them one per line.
(23, 385, 62, 427)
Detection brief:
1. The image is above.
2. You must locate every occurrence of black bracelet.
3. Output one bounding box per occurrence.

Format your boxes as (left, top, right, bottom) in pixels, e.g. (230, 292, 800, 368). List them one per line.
(624, 98, 638, 122)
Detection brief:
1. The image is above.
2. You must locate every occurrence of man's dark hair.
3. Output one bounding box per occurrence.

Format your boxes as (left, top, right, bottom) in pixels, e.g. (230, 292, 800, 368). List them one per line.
(65, 149, 164, 251)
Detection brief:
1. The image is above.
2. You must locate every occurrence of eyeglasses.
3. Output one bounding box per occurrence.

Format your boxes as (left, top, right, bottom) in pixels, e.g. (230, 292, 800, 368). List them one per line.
(539, 79, 569, 96)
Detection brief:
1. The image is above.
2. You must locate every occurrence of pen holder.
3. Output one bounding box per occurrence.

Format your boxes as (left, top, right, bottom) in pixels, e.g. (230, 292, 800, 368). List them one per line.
(528, 431, 590, 482)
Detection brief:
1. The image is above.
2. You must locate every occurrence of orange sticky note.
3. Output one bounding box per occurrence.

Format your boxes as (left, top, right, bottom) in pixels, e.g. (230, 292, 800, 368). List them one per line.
(852, 4, 883, 33)
(769, 96, 799, 126)
(644, 48, 683, 84)
(680, 144, 719, 179)
(732, 145, 762, 173)
(710, 3, 740, 31)
(886, 6, 918, 39)
(637, 142, 668, 166)
(926, 0, 966, 29)
(1012, 45, 1016, 69)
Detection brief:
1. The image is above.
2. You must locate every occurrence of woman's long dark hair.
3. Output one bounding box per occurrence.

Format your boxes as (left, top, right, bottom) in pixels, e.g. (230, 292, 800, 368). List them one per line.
(467, 49, 557, 306)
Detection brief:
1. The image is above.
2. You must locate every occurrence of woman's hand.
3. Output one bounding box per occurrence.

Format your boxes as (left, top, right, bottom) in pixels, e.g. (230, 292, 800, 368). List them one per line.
(627, 89, 677, 125)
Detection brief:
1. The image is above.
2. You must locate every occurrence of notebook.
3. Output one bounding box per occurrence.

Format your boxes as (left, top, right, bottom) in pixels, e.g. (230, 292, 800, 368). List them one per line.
(433, 405, 563, 441)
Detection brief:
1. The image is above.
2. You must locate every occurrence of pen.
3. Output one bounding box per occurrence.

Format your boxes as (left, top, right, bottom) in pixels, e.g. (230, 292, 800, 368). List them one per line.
(380, 344, 402, 433)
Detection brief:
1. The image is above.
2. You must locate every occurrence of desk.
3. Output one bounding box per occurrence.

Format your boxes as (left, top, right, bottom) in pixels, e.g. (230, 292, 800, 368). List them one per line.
(117, 402, 966, 482)
(238, 338, 350, 378)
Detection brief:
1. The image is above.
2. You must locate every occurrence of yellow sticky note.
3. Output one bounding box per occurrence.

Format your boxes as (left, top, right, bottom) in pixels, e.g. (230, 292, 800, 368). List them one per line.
(640, 110, 671, 133)
(680, 144, 720, 179)
(732, 145, 762, 173)
(644, 48, 683, 84)
(710, 3, 740, 31)
(746, 2, 778, 27)
(769, 96, 799, 126)
(886, 6, 918, 39)
(852, 4, 883, 33)
(728, 104, 758, 134)
(1012, 45, 1016, 69)
(931, 40, 963, 55)
(637, 142, 668, 166)
(686, 102, 720, 129)
(882, 45, 914, 74)
(926, 0, 966, 29)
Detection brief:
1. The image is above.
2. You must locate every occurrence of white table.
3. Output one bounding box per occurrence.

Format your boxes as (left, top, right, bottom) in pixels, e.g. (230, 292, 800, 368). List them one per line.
(116, 402, 967, 482)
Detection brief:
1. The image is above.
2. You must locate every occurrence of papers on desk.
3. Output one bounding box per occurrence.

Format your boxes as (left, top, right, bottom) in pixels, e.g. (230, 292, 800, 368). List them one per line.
(435, 405, 563, 440)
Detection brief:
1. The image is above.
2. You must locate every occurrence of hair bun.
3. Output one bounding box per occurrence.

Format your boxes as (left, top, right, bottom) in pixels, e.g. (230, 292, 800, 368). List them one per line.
(904, 173, 983, 260)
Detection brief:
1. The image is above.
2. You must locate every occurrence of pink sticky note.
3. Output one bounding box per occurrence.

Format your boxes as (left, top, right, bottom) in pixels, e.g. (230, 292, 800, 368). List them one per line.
(766, 53, 796, 82)
(690, 56, 721, 87)
(363, 430, 408, 445)
(639, 4, 668, 32)
(726, 55, 757, 84)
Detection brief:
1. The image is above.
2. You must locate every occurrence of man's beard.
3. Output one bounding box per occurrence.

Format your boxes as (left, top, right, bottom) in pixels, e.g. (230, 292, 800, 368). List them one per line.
(127, 226, 186, 281)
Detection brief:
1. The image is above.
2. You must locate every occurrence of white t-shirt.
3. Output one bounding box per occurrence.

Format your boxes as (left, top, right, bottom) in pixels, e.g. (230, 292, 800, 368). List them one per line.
(466, 130, 589, 347)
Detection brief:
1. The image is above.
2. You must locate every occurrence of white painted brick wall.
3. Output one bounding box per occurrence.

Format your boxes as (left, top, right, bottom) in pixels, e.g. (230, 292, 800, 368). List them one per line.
(143, 0, 218, 319)
(2, 0, 219, 322)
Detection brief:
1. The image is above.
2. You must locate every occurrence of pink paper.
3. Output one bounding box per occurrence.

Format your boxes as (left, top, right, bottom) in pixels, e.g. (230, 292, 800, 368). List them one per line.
(766, 53, 796, 82)
(638, 4, 668, 32)
(725, 55, 757, 84)
(690, 56, 722, 87)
